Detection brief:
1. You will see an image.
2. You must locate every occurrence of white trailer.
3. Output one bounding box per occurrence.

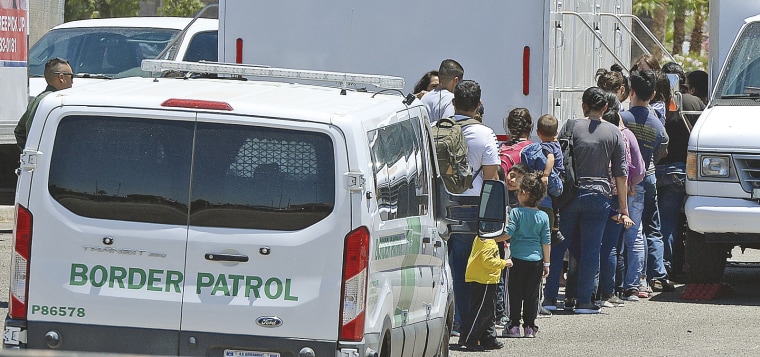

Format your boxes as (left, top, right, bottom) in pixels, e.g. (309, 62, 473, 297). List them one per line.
(218, 0, 636, 137)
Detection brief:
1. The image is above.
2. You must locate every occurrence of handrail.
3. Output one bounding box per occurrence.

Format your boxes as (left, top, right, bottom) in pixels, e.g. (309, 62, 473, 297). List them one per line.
(557, 11, 628, 70)
(607, 13, 677, 64)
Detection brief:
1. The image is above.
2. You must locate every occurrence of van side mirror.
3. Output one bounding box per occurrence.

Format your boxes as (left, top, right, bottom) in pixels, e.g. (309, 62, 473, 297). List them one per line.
(478, 180, 507, 238)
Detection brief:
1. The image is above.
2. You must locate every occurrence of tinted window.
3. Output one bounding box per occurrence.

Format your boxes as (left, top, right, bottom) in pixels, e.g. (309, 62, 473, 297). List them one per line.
(29, 28, 178, 78)
(49, 116, 194, 225)
(368, 116, 428, 221)
(182, 31, 218, 62)
(189, 122, 335, 230)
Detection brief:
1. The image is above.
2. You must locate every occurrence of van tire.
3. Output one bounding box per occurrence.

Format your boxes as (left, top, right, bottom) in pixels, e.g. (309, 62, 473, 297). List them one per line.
(378, 331, 391, 357)
(434, 304, 454, 357)
(685, 230, 729, 283)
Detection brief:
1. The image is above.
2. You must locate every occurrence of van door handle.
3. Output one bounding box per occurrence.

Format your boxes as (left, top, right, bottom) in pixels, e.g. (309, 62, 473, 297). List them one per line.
(205, 253, 249, 262)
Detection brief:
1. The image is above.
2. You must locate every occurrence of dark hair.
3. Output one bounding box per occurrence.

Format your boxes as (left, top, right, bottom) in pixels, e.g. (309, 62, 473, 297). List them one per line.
(602, 92, 621, 126)
(610, 64, 630, 101)
(582, 86, 608, 112)
(595, 67, 625, 93)
(662, 62, 687, 92)
(629, 69, 657, 101)
(509, 162, 530, 176)
(537, 114, 558, 137)
(504, 107, 533, 139)
(653, 71, 672, 106)
(453, 80, 480, 112)
(519, 172, 547, 207)
(686, 70, 709, 99)
(413, 70, 438, 94)
(438, 59, 464, 84)
(44, 57, 71, 82)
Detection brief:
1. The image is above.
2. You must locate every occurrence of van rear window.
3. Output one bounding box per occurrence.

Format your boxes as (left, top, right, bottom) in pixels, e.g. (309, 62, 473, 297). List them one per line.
(48, 116, 335, 230)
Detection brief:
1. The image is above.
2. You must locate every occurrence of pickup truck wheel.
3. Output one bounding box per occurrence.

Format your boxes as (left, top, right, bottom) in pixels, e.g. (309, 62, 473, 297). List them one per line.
(685, 230, 729, 283)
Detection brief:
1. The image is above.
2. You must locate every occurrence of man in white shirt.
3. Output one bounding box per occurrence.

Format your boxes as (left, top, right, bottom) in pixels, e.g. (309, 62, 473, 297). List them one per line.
(447, 79, 501, 338)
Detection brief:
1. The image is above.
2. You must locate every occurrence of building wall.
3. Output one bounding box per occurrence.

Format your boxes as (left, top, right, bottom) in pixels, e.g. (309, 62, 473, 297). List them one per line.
(28, 0, 64, 45)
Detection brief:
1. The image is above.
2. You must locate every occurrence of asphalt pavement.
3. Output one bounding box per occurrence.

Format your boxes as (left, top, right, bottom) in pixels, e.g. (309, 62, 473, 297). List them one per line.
(450, 247, 760, 356)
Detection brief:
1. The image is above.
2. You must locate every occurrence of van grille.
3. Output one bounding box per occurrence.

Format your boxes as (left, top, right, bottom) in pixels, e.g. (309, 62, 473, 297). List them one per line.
(734, 154, 760, 192)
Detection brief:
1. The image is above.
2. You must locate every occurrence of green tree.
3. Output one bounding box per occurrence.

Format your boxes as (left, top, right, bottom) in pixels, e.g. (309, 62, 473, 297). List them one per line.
(158, 0, 205, 17)
(64, 0, 142, 22)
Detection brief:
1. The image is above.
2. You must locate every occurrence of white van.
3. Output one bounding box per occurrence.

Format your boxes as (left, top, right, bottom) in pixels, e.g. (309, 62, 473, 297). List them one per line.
(4, 61, 455, 357)
(28, 17, 218, 96)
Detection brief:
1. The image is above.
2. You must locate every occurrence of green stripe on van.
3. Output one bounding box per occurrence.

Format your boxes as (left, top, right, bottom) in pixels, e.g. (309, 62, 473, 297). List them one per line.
(395, 217, 423, 324)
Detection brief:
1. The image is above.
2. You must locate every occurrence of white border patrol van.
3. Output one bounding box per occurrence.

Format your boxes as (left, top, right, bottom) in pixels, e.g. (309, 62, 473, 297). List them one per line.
(4, 61, 456, 357)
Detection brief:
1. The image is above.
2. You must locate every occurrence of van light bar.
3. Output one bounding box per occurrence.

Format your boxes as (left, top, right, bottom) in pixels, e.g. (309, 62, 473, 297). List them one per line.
(141, 60, 405, 90)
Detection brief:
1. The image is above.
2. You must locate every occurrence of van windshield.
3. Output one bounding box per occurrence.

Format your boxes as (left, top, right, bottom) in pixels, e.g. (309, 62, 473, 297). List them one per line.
(29, 27, 178, 78)
(714, 22, 760, 101)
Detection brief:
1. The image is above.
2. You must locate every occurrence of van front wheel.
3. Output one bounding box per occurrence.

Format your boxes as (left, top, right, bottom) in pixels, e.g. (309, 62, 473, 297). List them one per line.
(435, 305, 453, 357)
(685, 230, 729, 283)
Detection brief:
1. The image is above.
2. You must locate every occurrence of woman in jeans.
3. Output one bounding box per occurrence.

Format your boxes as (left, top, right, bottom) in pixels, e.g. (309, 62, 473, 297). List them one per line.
(543, 87, 629, 314)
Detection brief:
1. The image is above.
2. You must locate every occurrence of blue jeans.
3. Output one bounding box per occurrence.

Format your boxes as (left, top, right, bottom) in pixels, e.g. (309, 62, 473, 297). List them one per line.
(656, 163, 686, 274)
(623, 184, 646, 290)
(557, 189, 610, 305)
(598, 196, 623, 298)
(449, 233, 475, 330)
(641, 174, 667, 281)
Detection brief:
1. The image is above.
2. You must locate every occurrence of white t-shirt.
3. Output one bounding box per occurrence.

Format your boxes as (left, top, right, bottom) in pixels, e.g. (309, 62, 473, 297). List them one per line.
(421, 89, 455, 122)
(454, 115, 500, 196)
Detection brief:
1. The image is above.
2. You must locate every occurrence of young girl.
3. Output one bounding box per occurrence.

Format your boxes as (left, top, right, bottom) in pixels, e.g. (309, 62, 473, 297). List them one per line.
(503, 172, 551, 338)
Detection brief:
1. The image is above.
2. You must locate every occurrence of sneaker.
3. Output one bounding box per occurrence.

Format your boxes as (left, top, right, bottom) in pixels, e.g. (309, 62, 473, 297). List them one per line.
(481, 339, 504, 350)
(450, 329, 460, 337)
(623, 288, 640, 301)
(563, 298, 576, 311)
(541, 298, 558, 311)
(574, 303, 601, 314)
(596, 299, 615, 308)
(606, 295, 625, 306)
(538, 305, 553, 317)
(494, 316, 507, 329)
(503, 325, 521, 338)
(524, 326, 537, 338)
(652, 278, 676, 292)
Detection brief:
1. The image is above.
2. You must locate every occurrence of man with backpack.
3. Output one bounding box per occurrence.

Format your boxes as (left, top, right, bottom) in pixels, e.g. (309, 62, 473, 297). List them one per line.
(445, 79, 500, 338)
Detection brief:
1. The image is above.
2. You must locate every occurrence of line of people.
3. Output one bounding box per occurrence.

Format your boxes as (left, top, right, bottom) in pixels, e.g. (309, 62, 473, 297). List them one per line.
(419, 57, 708, 350)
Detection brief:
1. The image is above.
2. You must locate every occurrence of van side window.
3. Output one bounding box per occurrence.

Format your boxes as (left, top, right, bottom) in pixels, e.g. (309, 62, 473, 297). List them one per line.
(182, 31, 218, 62)
(189, 122, 335, 230)
(368, 116, 428, 220)
(48, 116, 194, 225)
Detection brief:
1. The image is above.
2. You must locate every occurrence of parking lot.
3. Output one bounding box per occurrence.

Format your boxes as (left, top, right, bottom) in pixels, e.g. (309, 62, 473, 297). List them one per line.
(449, 247, 760, 356)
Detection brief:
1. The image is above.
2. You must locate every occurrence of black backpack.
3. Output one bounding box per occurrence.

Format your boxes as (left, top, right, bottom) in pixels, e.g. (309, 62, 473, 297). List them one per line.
(554, 119, 578, 209)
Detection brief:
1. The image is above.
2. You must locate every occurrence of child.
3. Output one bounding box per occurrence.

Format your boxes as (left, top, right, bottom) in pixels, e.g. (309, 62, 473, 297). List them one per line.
(532, 114, 564, 244)
(458, 230, 513, 351)
(502, 172, 551, 338)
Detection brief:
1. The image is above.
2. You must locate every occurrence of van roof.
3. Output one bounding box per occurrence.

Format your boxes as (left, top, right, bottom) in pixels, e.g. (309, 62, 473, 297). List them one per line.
(54, 76, 409, 124)
(52, 17, 218, 31)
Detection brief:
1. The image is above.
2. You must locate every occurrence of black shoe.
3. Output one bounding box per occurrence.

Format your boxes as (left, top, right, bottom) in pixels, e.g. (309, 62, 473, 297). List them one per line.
(652, 279, 676, 292)
(481, 339, 504, 350)
(551, 230, 565, 245)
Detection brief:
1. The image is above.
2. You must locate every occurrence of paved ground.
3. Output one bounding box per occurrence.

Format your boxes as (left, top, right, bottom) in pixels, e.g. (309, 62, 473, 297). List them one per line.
(450, 247, 760, 356)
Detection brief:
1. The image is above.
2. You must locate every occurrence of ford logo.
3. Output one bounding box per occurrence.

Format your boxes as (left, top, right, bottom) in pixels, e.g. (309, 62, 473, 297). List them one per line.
(256, 316, 283, 328)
